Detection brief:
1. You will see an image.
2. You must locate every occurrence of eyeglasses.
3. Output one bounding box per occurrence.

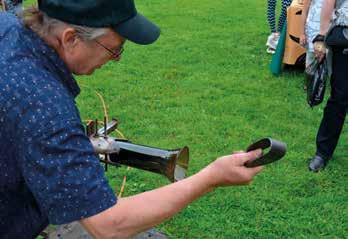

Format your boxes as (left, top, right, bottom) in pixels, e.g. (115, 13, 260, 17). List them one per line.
(94, 39, 124, 61)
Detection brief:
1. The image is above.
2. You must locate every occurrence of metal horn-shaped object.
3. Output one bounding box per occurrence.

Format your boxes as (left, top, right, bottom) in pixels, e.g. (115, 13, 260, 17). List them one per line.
(88, 118, 190, 182)
(108, 140, 189, 182)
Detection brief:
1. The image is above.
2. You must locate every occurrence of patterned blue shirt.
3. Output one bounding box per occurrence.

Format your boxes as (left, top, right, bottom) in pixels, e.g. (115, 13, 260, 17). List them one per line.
(0, 13, 116, 238)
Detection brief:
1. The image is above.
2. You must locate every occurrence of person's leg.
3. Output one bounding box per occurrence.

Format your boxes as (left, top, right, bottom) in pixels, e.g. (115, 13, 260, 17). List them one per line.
(267, 0, 277, 34)
(315, 47, 348, 161)
(278, 0, 292, 33)
(266, 0, 279, 52)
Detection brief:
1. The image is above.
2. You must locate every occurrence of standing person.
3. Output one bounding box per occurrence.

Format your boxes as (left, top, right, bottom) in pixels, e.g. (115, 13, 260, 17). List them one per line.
(308, 0, 348, 172)
(266, 0, 293, 54)
(0, 1, 263, 238)
(1, 0, 23, 15)
(299, 0, 325, 67)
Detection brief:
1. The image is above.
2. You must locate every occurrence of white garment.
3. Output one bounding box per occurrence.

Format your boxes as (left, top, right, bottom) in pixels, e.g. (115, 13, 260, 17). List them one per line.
(334, 0, 348, 25)
(305, 0, 325, 51)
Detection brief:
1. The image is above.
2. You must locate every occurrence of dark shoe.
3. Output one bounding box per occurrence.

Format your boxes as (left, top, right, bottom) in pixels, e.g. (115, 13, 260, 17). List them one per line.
(308, 155, 328, 172)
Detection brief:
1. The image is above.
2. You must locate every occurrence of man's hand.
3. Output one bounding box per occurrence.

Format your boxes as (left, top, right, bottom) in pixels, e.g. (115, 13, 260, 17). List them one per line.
(300, 34, 307, 46)
(203, 149, 263, 188)
(313, 34, 326, 62)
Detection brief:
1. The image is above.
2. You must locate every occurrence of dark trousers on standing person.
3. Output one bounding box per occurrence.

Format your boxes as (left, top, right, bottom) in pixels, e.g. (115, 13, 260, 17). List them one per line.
(316, 47, 348, 160)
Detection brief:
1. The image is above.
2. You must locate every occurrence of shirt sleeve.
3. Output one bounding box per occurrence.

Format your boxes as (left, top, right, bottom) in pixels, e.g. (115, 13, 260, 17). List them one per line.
(18, 116, 117, 225)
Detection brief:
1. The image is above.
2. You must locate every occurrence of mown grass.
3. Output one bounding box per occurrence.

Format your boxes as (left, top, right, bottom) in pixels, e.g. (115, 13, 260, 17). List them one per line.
(23, 0, 348, 238)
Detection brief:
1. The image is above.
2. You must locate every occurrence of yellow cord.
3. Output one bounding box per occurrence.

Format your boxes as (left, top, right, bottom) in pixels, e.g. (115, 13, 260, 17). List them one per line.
(95, 91, 109, 123)
(115, 129, 126, 139)
(79, 83, 129, 197)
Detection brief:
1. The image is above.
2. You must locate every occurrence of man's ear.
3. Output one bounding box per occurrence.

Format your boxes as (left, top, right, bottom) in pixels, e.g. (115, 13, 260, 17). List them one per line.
(61, 27, 80, 52)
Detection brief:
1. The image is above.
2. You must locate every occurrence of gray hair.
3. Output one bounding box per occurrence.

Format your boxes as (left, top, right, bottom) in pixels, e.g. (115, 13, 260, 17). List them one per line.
(20, 7, 108, 41)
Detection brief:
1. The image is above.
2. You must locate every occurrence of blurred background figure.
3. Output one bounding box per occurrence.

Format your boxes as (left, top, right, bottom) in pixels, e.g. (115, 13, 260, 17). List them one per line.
(299, 0, 325, 67)
(309, 0, 348, 172)
(266, 0, 293, 54)
(1, 0, 23, 15)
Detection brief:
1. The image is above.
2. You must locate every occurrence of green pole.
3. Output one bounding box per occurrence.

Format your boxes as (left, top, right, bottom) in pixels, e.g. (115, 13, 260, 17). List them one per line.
(270, 22, 287, 76)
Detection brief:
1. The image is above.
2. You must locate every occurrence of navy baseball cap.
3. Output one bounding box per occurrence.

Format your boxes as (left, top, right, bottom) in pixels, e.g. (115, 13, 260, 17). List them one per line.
(38, 0, 160, 45)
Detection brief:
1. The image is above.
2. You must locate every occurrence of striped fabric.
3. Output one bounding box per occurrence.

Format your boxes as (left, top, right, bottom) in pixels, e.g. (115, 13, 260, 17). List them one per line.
(267, 0, 292, 33)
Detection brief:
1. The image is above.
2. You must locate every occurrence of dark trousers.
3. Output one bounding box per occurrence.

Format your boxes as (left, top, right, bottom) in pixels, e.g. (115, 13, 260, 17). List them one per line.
(316, 47, 348, 159)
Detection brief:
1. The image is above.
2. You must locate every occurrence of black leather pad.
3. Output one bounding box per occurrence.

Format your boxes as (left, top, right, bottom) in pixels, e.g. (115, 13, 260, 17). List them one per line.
(244, 138, 287, 167)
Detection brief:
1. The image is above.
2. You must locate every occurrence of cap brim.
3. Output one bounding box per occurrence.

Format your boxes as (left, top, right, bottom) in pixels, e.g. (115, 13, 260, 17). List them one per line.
(114, 13, 160, 45)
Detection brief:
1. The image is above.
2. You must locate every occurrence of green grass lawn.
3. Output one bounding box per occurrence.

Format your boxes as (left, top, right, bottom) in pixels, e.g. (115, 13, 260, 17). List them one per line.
(22, 0, 348, 238)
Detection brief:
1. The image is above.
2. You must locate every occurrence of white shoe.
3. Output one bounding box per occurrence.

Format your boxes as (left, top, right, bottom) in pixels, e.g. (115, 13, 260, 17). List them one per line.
(266, 34, 274, 47)
(266, 33, 280, 49)
(272, 33, 280, 47)
(266, 47, 276, 54)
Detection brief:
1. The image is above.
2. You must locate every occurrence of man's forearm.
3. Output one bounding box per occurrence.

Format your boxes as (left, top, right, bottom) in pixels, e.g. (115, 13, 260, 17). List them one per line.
(81, 168, 215, 239)
(320, 0, 336, 35)
(80, 151, 263, 239)
(300, 0, 311, 35)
